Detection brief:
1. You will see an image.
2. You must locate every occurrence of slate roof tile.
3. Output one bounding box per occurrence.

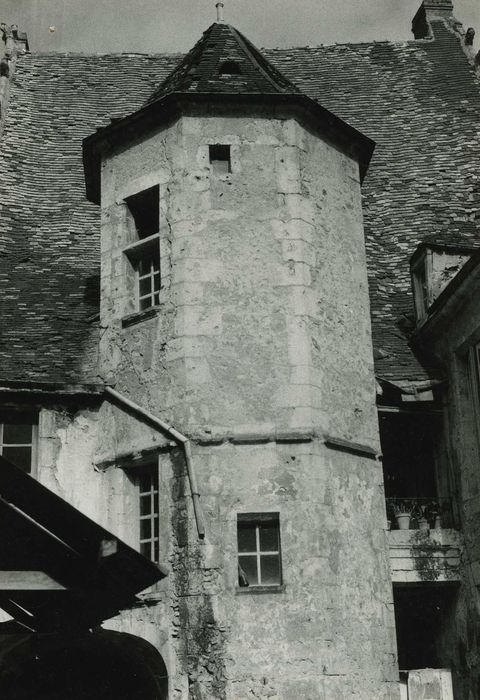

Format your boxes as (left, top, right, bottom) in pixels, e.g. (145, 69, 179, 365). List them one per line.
(1, 20, 480, 384)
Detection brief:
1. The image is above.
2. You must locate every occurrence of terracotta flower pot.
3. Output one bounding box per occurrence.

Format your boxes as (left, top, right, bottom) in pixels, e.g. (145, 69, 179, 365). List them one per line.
(396, 513, 411, 530)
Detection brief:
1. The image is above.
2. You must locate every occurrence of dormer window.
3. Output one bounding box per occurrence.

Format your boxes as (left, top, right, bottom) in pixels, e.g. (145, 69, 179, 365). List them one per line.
(411, 242, 474, 323)
(123, 185, 161, 313)
(219, 60, 241, 76)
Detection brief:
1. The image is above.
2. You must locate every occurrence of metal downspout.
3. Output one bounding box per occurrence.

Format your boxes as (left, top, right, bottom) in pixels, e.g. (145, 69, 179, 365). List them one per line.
(104, 386, 205, 539)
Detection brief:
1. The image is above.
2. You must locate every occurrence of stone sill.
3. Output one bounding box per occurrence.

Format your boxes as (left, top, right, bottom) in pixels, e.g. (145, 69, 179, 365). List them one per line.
(235, 584, 286, 595)
(121, 305, 161, 328)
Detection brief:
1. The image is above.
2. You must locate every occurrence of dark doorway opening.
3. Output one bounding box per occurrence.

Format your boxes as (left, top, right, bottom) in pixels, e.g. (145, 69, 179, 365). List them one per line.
(0, 629, 168, 700)
(394, 584, 458, 671)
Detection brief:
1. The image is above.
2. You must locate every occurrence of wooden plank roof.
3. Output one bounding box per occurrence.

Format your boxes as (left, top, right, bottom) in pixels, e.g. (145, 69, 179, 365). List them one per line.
(0, 456, 164, 632)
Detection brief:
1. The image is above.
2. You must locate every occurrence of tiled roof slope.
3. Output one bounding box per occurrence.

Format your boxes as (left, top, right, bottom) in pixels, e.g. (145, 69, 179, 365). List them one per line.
(0, 53, 180, 383)
(146, 22, 300, 102)
(0, 20, 479, 384)
(265, 22, 480, 381)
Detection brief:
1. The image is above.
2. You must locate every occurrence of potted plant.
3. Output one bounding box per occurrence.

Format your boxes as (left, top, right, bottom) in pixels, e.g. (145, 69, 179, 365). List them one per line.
(417, 504, 430, 531)
(425, 500, 442, 529)
(393, 501, 413, 530)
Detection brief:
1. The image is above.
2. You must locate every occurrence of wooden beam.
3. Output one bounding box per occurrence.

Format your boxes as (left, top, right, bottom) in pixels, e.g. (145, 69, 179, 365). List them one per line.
(0, 571, 66, 591)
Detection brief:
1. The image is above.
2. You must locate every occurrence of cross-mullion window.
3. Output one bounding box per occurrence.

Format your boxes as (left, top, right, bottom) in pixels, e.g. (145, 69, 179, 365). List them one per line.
(138, 464, 159, 562)
(138, 250, 160, 310)
(0, 420, 37, 474)
(237, 516, 281, 587)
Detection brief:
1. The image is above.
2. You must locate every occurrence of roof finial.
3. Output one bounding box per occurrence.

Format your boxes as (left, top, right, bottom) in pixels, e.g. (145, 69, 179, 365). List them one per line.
(216, 2, 225, 22)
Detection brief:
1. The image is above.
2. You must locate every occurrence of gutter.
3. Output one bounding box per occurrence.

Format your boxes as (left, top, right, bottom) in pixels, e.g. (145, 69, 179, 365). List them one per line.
(104, 387, 205, 539)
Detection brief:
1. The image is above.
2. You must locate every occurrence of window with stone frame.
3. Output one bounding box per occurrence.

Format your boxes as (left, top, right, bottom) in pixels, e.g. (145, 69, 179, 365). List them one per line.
(237, 513, 282, 588)
(123, 185, 161, 312)
(0, 414, 38, 474)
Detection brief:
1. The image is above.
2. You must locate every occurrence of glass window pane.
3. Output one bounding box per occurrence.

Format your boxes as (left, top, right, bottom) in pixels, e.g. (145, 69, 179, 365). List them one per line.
(154, 517, 159, 537)
(140, 495, 151, 515)
(153, 541, 159, 562)
(140, 519, 151, 540)
(260, 554, 281, 585)
(138, 473, 152, 492)
(238, 555, 258, 586)
(259, 525, 279, 552)
(139, 296, 152, 311)
(139, 277, 152, 296)
(237, 524, 257, 552)
(140, 542, 151, 558)
(152, 254, 160, 272)
(2, 446, 32, 472)
(153, 274, 160, 292)
(138, 258, 151, 276)
(3, 423, 32, 444)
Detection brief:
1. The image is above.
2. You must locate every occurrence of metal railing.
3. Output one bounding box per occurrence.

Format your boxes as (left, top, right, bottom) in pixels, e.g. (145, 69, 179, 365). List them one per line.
(386, 496, 454, 530)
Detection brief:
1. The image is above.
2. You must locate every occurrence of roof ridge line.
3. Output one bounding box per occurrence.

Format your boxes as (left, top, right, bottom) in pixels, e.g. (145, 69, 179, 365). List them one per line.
(227, 25, 292, 94)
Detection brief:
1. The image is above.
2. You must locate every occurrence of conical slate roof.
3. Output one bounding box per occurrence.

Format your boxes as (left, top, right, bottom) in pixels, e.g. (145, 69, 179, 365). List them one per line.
(84, 21, 375, 204)
(146, 22, 301, 103)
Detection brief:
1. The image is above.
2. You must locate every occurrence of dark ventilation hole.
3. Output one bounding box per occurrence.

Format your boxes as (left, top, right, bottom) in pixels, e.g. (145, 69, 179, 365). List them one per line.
(219, 60, 242, 76)
(209, 145, 231, 175)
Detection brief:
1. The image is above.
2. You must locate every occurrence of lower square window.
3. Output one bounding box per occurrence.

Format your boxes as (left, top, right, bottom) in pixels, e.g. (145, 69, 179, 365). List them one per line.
(237, 513, 282, 587)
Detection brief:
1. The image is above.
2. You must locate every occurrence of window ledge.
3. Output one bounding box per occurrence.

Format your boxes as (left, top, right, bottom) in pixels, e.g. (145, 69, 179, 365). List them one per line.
(235, 584, 286, 595)
(121, 305, 161, 328)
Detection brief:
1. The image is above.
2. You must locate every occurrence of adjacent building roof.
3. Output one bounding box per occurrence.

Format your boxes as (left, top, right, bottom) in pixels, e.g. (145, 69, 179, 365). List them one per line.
(1, 14, 480, 385)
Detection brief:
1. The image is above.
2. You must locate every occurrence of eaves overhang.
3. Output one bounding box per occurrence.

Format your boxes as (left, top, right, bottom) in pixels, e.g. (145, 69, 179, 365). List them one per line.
(0, 455, 165, 633)
(83, 91, 375, 205)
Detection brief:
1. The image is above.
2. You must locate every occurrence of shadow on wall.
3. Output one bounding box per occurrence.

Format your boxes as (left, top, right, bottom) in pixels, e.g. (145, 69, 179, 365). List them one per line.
(0, 628, 168, 700)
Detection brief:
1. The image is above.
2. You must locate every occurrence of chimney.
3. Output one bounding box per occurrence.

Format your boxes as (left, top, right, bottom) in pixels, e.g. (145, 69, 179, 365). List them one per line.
(412, 0, 455, 39)
(0, 23, 29, 57)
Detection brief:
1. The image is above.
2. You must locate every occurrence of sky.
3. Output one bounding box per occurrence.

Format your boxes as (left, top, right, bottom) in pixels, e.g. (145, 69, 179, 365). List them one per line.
(2, 0, 480, 53)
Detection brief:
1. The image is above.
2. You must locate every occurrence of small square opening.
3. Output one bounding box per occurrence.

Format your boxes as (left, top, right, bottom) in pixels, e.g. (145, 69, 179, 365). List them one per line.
(125, 185, 159, 239)
(209, 145, 231, 175)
